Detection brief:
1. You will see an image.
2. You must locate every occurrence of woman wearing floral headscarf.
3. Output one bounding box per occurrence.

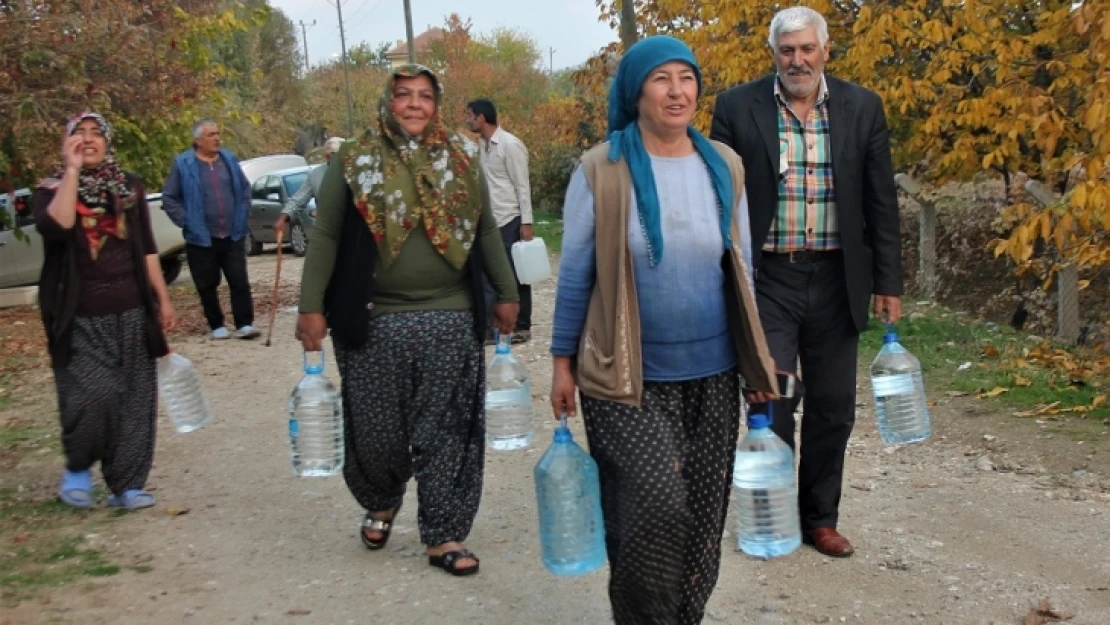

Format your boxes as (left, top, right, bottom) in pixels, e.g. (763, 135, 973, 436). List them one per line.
(296, 65, 519, 576)
(33, 112, 177, 510)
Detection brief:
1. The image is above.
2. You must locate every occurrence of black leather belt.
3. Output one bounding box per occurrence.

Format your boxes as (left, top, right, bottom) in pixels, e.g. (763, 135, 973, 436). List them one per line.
(762, 249, 842, 264)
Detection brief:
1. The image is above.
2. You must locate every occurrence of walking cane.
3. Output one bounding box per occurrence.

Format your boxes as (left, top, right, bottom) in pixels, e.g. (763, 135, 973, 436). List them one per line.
(265, 228, 285, 347)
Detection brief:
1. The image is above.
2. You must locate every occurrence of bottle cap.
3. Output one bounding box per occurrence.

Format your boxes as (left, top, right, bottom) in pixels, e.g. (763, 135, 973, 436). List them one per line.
(747, 413, 771, 429)
(883, 331, 900, 345)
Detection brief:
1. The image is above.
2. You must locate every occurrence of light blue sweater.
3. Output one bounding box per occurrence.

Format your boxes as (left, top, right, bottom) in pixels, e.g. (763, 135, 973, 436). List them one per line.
(551, 154, 753, 382)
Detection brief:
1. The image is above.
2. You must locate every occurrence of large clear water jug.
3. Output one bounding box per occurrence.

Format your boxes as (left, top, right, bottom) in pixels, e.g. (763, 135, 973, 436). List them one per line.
(870, 326, 932, 445)
(288, 350, 344, 477)
(534, 414, 607, 577)
(485, 332, 534, 451)
(733, 411, 801, 559)
(157, 351, 214, 433)
(510, 238, 553, 284)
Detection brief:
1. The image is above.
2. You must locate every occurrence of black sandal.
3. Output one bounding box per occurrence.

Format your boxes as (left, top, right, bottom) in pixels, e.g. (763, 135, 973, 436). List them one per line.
(360, 502, 402, 550)
(428, 549, 480, 576)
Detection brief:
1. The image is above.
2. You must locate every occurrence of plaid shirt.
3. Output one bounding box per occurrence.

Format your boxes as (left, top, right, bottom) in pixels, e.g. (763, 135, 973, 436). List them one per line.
(766, 75, 840, 252)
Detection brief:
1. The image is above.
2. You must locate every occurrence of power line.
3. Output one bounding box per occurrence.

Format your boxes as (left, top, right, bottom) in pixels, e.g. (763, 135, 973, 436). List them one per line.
(348, 0, 386, 32)
(344, 0, 372, 25)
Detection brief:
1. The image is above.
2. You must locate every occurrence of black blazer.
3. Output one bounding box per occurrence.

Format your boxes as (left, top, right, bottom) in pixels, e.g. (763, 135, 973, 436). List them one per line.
(710, 74, 903, 332)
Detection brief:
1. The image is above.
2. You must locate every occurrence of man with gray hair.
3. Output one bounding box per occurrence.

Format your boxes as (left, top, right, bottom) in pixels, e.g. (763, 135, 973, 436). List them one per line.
(274, 136, 344, 241)
(162, 120, 259, 340)
(711, 6, 903, 558)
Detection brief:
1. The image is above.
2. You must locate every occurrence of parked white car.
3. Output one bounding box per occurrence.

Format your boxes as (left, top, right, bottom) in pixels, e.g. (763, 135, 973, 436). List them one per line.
(0, 189, 187, 288)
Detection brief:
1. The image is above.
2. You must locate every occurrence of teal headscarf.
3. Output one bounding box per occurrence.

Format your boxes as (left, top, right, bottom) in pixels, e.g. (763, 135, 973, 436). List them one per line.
(607, 36, 733, 266)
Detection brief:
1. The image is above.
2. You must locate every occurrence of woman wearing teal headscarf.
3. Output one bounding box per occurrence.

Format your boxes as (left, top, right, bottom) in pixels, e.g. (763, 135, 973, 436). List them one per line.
(296, 65, 520, 576)
(550, 37, 778, 623)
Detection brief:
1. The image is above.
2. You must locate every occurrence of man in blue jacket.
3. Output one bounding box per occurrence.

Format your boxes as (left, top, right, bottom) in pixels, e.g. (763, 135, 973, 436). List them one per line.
(162, 120, 259, 340)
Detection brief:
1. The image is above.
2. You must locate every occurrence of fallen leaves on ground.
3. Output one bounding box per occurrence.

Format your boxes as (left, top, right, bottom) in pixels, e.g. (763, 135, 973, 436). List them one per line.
(1024, 599, 1074, 624)
(978, 386, 1010, 399)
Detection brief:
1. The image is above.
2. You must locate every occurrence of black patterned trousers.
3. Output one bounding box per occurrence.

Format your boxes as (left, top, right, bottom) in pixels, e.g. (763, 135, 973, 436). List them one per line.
(333, 310, 485, 547)
(53, 308, 158, 495)
(581, 370, 741, 625)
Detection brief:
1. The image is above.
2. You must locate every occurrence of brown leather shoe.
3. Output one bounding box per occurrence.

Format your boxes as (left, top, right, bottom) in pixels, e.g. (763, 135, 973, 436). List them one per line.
(803, 528, 855, 557)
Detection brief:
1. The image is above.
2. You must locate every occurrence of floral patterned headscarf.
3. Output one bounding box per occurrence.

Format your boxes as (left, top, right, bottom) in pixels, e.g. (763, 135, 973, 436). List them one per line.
(41, 112, 135, 260)
(342, 64, 481, 270)
(58, 112, 133, 209)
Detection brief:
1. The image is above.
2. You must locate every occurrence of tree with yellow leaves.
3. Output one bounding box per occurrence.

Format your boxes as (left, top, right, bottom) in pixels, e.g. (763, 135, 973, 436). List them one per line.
(844, 0, 1109, 280)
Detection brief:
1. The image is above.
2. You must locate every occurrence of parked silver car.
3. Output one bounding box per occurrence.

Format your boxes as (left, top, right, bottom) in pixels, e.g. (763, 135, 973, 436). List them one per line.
(0, 190, 186, 288)
(246, 165, 320, 257)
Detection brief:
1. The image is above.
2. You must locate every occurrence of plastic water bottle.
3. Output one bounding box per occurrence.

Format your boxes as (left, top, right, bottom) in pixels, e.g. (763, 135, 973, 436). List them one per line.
(534, 414, 607, 577)
(485, 332, 534, 451)
(157, 351, 213, 433)
(870, 325, 932, 445)
(288, 350, 344, 477)
(733, 411, 801, 559)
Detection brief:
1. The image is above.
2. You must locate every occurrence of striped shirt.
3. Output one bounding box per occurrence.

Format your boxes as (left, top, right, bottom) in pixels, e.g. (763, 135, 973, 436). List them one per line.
(766, 75, 840, 252)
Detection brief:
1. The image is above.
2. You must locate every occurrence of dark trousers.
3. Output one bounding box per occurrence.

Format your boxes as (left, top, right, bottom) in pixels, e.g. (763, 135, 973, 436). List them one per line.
(581, 371, 740, 625)
(54, 309, 157, 495)
(334, 311, 485, 547)
(185, 237, 254, 331)
(750, 255, 859, 531)
(484, 216, 531, 332)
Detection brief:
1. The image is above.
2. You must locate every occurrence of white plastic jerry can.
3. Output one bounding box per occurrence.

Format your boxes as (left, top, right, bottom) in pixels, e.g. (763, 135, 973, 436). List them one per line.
(511, 237, 553, 285)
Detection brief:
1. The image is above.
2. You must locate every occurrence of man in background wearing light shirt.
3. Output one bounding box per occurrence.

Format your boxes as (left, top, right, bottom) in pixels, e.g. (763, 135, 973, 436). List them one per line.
(466, 99, 534, 344)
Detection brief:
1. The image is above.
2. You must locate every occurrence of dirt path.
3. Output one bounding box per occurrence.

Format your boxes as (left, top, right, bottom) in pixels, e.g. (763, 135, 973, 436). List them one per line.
(5, 252, 1110, 625)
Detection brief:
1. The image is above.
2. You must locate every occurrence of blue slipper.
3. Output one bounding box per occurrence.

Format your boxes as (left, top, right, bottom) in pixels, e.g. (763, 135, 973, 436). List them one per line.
(107, 489, 156, 510)
(58, 470, 94, 508)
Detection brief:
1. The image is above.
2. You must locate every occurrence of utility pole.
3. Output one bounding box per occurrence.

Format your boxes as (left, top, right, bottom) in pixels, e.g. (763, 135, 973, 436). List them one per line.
(330, 0, 355, 136)
(403, 0, 416, 64)
(548, 47, 555, 74)
(298, 19, 316, 74)
(620, 0, 638, 52)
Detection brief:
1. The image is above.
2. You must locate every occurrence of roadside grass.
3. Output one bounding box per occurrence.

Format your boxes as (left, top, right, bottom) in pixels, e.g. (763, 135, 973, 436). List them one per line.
(859, 302, 1109, 425)
(0, 485, 137, 606)
(533, 210, 563, 254)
